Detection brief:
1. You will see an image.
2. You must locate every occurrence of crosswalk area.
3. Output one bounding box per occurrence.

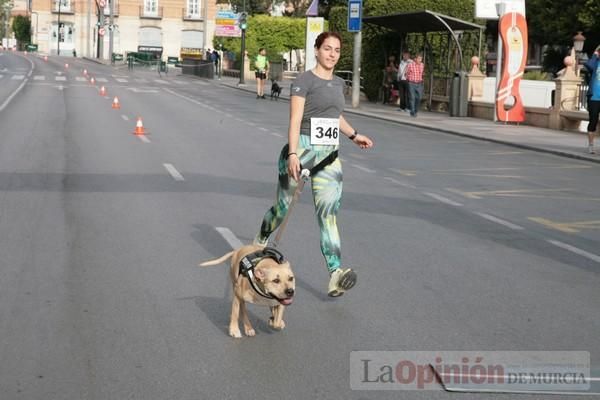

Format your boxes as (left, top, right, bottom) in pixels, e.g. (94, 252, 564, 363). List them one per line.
(0, 73, 211, 86)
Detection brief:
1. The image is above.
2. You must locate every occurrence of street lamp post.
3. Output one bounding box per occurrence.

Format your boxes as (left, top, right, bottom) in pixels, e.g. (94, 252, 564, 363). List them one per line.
(238, 9, 247, 85)
(57, 0, 62, 55)
(573, 31, 586, 77)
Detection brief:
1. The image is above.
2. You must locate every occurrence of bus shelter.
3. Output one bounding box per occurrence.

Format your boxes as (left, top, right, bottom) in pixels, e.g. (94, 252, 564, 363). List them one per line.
(363, 10, 484, 111)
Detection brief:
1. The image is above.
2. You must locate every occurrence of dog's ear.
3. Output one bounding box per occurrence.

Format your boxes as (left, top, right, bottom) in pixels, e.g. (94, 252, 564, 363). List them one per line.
(254, 266, 266, 280)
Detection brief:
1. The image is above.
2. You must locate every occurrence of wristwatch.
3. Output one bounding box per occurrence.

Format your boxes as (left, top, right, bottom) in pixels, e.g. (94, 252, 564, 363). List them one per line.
(349, 130, 358, 140)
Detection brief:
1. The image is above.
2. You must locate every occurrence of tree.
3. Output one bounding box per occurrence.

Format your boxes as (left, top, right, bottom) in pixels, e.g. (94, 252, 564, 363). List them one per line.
(215, 15, 306, 68)
(526, 0, 600, 52)
(12, 15, 30, 48)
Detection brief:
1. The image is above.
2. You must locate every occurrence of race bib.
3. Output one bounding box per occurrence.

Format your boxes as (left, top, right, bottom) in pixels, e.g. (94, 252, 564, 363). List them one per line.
(310, 118, 340, 145)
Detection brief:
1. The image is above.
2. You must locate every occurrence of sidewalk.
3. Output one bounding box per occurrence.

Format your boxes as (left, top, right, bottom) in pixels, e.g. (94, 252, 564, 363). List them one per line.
(216, 75, 599, 164)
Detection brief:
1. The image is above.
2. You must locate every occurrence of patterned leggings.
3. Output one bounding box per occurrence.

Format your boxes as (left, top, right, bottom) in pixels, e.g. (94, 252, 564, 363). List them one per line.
(258, 139, 343, 273)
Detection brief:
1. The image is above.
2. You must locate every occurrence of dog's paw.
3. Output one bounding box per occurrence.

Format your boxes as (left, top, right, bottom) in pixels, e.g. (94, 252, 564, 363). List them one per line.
(244, 327, 256, 337)
(229, 328, 242, 338)
(268, 318, 286, 331)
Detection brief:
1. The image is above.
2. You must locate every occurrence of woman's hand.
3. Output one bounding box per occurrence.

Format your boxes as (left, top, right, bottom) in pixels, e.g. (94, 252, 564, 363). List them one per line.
(352, 134, 374, 149)
(288, 154, 301, 181)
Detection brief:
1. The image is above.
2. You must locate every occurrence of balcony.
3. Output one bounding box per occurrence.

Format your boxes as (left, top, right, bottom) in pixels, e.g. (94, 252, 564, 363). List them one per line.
(182, 8, 202, 21)
(139, 6, 162, 19)
(51, 0, 74, 14)
(103, 3, 119, 16)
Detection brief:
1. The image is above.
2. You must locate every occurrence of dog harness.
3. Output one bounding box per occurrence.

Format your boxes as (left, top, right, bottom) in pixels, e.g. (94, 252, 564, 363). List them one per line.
(239, 247, 286, 300)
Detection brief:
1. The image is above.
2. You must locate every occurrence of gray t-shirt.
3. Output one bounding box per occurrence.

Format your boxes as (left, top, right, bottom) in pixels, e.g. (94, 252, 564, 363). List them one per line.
(291, 70, 346, 135)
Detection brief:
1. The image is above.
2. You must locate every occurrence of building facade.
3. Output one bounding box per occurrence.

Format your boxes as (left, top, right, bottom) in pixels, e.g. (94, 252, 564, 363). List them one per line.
(29, 0, 217, 59)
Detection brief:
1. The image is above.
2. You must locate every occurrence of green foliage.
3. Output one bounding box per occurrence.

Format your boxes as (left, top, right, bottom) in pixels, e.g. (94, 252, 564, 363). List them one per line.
(12, 16, 31, 48)
(523, 70, 549, 81)
(215, 15, 306, 68)
(526, 0, 600, 47)
(329, 0, 478, 100)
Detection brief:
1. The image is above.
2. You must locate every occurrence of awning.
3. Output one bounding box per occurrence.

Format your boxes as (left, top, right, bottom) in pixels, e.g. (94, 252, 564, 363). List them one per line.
(363, 10, 484, 33)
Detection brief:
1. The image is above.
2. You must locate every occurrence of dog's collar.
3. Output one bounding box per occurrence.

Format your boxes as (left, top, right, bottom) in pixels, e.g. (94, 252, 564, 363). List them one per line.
(239, 247, 285, 300)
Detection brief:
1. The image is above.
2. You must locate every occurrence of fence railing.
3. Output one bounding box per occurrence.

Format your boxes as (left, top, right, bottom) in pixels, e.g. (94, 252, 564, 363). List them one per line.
(576, 83, 589, 111)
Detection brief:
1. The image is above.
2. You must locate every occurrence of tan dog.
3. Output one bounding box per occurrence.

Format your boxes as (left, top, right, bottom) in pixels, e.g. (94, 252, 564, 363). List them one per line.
(199, 244, 295, 338)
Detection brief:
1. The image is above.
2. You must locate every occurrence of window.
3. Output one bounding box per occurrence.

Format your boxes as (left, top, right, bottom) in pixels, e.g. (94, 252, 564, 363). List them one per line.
(54, 0, 71, 12)
(187, 0, 199, 17)
(144, 0, 157, 15)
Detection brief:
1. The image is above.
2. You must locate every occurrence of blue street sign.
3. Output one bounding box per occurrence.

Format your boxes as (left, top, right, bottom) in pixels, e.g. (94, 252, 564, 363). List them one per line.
(347, 0, 362, 32)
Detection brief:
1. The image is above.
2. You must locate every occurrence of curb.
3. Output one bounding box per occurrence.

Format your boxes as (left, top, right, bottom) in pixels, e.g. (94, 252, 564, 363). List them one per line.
(220, 80, 600, 165)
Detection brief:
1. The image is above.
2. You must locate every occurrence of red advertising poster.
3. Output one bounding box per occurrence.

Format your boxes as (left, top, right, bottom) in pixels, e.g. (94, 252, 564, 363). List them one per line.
(496, 12, 528, 122)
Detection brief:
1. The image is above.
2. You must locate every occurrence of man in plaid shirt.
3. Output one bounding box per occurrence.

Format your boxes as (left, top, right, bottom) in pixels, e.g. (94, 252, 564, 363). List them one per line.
(405, 54, 424, 117)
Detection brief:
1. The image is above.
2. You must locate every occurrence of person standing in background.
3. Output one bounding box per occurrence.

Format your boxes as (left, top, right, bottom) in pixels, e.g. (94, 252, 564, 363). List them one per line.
(397, 51, 413, 112)
(255, 48, 269, 99)
(405, 53, 424, 117)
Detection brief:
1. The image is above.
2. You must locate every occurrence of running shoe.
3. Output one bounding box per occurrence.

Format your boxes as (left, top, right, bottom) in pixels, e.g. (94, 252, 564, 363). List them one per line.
(328, 268, 357, 297)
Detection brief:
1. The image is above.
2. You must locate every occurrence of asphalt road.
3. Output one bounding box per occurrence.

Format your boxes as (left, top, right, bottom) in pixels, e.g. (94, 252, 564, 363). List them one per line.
(0, 51, 599, 400)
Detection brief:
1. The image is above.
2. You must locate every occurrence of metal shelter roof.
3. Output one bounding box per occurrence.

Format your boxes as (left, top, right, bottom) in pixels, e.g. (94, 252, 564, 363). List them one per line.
(363, 10, 484, 33)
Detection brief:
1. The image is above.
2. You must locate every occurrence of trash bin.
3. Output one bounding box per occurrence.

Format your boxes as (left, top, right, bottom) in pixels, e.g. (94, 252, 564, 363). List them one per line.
(449, 70, 469, 117)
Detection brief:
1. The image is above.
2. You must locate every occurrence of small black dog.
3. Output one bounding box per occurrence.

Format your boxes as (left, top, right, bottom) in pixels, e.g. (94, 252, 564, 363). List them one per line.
(270, 80, 282, 100)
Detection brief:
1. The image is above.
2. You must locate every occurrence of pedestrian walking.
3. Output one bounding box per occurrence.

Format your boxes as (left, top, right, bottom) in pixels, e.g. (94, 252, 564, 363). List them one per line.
(212, 49, 220, 76)
(254, 31, 374, 297)
(405, 53, 425, 117)
(254, 48, 269, 99)
(584, 45, 600, 154)
(397, 51, 413, 112)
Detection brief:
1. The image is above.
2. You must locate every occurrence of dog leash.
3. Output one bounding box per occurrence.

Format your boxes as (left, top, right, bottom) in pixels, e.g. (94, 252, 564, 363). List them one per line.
(271, 168, 310, 248)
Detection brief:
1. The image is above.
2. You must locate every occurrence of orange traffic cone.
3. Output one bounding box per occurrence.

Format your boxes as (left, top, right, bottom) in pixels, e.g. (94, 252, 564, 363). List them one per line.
(112, 96, 121, 109)
(90, 77, 95, 85)
(133, 117, 146, 135)
(100, 86, 106, 96)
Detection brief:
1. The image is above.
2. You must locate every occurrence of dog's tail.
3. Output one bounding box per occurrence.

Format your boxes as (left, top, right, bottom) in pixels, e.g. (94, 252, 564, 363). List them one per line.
(199, 251, 235, 267)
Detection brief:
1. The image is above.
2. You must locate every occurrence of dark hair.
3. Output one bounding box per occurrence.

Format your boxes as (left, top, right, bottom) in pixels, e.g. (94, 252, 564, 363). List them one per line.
(258, 47, 265, 52)
(314, 31, 342, 49)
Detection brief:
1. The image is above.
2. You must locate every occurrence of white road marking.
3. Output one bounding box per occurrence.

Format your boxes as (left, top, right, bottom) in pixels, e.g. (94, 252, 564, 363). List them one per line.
(75, 76, 86, 81)
(0, 74, 3, 79)
(121, 115, 129, 121)
(115, 78, 128, 83)
(55, 76, 66, 81)
(215, 227, 244, 249)
(135, 78, 148, 83)
(474, 212, 525, 230)
(11, 75, 24, 80)
(33, 75, 45, 80)
(351, 163, 376, 173)
(547, 240, 600, 264)
(383, 176, 417, 189)
(247, 122, 256, 126)
(259, 127, 268, 132)
(270, 132, 284, 138)
(154, 79, 169, 84)
(96, 77, 108, 82)
(138, 135, 151, 143)
(163, 163, 185, 181)
(423, 192, 463, 207)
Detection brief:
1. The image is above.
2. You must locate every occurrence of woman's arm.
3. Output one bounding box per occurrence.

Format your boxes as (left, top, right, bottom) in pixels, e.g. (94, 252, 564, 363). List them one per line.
(340, 115, 374, 149)
(287, 96, 305, 181)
